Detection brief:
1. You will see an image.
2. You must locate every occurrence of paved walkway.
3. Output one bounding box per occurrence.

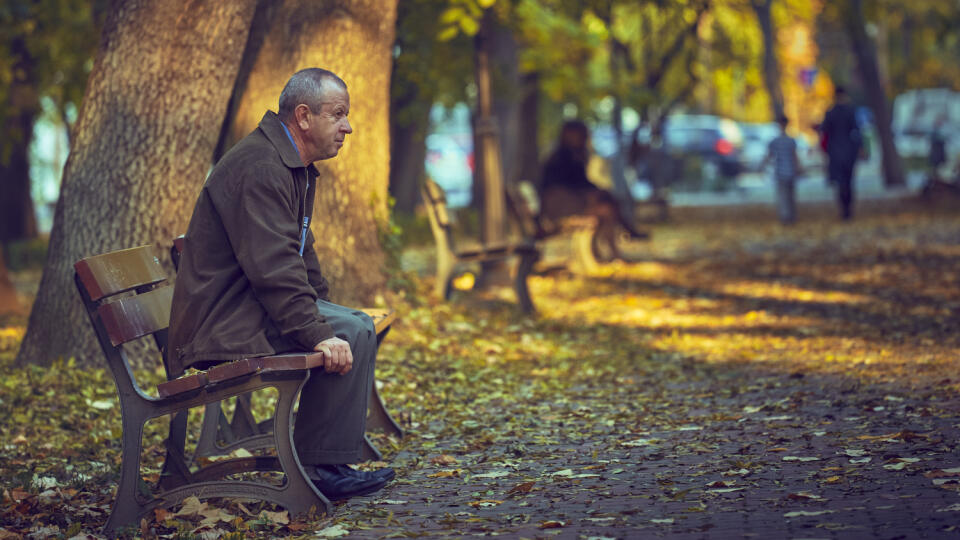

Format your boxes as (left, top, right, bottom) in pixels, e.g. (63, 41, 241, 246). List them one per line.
(338, 201, 960, 539)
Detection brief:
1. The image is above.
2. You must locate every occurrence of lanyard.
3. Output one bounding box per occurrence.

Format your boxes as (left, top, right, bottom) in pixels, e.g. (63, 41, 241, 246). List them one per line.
(298, 172, 312, 256)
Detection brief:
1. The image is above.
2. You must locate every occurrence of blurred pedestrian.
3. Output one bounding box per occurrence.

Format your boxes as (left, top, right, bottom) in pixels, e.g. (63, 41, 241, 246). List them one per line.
(538, 120, 647, 260)
(764, 115, 800, 225)
(929, 117, 947, 182)
(819, 85, 862, 221)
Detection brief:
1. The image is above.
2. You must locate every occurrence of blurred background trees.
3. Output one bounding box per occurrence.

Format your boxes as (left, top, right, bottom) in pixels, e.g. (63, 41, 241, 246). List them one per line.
(4, 0, 960, 362)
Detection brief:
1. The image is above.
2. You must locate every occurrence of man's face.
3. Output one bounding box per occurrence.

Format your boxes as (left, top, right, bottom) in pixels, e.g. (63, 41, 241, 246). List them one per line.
(301, 84, 352, 162)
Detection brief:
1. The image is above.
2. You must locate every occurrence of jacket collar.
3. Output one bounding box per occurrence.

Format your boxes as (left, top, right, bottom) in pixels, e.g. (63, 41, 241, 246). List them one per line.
(258, 111, 320, 178)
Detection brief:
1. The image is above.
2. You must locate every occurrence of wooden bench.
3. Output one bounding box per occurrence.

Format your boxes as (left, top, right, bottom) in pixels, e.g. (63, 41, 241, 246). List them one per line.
(76, 246, 330, 533)
(504, 182, 600, 273)
(421, 178, 539, 313)
(169, 236, 403, 464)
(76, 245, 404, 534)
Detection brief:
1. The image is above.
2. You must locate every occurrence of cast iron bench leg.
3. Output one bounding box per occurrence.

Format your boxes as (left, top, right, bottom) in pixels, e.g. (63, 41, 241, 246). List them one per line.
(515, 251, 538, 314)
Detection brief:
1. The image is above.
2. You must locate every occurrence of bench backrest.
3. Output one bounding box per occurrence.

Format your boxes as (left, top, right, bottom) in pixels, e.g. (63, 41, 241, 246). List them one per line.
(421, 179, 457, 254)
(504, 183, 539, 239)
(75, 246, 174, 399)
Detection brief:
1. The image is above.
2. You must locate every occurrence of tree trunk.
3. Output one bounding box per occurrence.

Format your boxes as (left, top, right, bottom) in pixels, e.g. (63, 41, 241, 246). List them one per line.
(389, 82, 428, 215)
(609, 40, 634, 223)
(844, 0, 905, 188)
(515, 72, 541, 186)
(752, 0, 785, 120)
(225, 0, 398, 305)
(490, 17, 520, 187)
(16, 0, 257, 367)
(1, 36, 40, 251)
(474, 9, 509, 284)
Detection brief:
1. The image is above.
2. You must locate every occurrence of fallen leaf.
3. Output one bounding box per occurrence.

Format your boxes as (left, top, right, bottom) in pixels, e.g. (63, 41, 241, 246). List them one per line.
(430, 454, 458, 465)
(428, 469, 460, 478)
(469, 500, 503, 508)
(788, 491, 823, 500)
(622, 438, 658, 447)
(174, 496, 207, 517)
(258, 510, 289, 525)
(784, 510, 834, 517)
(539, 520, 565, 529)
(473, 470, 510, 479)
(508, 481, 535, 495)
(315, 524, 350, 538)
(783, 456, 820, 462)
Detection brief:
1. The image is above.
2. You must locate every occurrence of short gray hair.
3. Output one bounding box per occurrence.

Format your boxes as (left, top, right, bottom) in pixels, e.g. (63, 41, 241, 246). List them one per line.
(278, 68, 347, 122)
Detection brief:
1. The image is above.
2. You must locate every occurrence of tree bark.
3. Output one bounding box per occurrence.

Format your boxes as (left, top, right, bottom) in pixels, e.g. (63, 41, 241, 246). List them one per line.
(225, 0, 398, 305)
(515, 72, 541, 186)
(474, 9, 510, 285)
(1, 36, 40, 251)
(752, 0, 785, 120)
(610, 40, 634, 223)
(844, 0, 905, 188)
(490, 17, 520, 187)
(16, 0, 257, 367)
(388, 81, 428, 215)
(474, 11, 507, 245)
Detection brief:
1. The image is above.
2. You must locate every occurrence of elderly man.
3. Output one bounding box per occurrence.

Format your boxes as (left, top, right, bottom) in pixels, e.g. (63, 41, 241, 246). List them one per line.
(169, 68, 393, 500)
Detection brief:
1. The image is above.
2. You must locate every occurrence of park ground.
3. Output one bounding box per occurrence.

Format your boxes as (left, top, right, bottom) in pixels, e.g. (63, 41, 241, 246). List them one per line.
(2, 196, 960, 539)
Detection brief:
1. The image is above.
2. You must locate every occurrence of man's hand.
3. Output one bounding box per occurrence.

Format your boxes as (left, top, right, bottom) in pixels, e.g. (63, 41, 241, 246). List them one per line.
(313, 337, 353, 375)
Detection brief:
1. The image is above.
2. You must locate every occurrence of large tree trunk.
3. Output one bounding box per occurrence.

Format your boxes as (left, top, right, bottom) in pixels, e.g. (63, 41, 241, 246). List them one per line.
(225, 0, 398, 305)
(752, 0, 785, 120)
(16, 0, 257, 367)
(844, 0, 905, 188)
(1, 36, 40, 252)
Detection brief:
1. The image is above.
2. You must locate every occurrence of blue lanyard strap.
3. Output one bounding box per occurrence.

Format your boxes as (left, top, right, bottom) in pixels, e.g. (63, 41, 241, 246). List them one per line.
(299, 216, 310, 256)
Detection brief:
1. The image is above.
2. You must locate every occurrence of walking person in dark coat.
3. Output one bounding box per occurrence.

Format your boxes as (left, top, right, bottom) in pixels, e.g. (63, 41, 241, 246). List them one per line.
(169, 68, 393, 501)
(819, 86, 862, 220)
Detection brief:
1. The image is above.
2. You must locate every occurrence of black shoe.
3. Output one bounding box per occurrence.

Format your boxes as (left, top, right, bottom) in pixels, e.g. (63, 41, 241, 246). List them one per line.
(308, 464, 387, 500)
(333, 464, 396, 482)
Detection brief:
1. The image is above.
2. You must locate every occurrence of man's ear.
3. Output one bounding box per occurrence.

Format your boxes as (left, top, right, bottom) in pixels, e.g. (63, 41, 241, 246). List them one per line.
(296, 104, 311, 130)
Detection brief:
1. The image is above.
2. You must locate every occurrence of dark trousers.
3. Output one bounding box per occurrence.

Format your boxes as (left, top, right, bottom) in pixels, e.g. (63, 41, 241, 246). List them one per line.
(829, 158, 856, 220)
(775, 176, 796, 225)
(292, 300, 377, 465)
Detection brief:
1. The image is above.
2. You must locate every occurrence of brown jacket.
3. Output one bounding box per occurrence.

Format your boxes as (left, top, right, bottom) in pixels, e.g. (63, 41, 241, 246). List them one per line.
(169, 111, 333, 371)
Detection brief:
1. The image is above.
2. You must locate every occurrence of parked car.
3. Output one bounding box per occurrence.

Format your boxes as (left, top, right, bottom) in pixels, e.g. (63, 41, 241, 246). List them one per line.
(662, 114, 745, 181)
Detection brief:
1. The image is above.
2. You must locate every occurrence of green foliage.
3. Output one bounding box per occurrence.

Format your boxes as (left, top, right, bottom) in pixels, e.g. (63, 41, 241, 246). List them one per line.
(392, 0, 477, 129)
(5, 236, 48, 271)
(818, 0, 960, 98)
(0, 0, 102, 163)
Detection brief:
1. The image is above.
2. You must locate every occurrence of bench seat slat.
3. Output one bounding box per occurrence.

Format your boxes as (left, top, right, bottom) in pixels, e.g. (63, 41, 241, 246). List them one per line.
(157, 372, 207, 398)
(157, 352, 326, 398)
(362, 308, 396, 335)
(75, 246, 167, 301)
(98, 286, 173, 346)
